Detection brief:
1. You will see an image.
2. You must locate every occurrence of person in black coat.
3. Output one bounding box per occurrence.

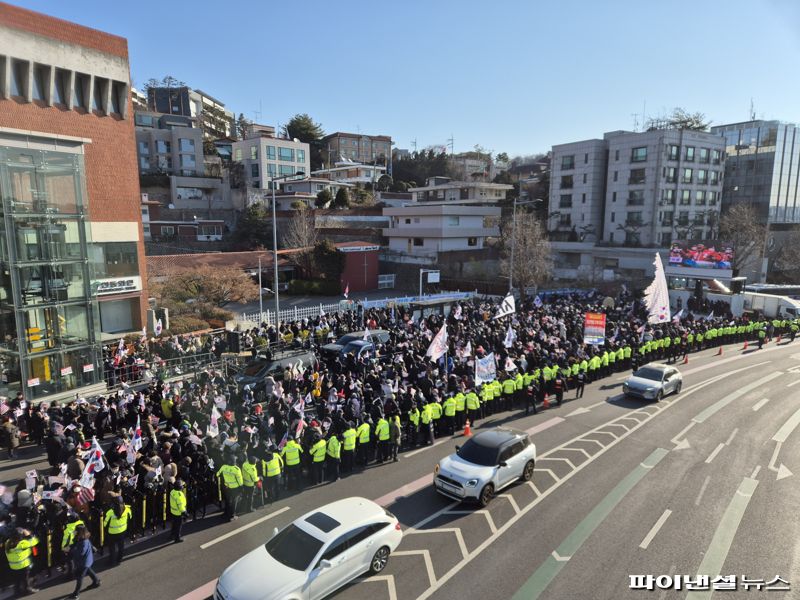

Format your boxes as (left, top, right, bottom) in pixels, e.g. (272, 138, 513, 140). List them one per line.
(68, 525, 100, 599)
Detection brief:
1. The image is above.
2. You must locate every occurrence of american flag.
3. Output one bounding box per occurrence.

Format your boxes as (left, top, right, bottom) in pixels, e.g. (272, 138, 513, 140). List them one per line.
(277, 430, 288, 450)
(78, 481, 95, 504)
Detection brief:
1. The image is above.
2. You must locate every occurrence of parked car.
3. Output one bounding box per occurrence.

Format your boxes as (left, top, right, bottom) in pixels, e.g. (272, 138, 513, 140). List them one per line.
(321, 330, 390, 358)
(234, 349, 316, 391)
(214, 497, 402, 600)
(622, 363, 683, 401)
(434, 427, 536, 506)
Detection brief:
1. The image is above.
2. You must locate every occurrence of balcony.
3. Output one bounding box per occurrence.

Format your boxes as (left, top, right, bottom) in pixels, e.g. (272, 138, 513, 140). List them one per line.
(628, 177, 646, 185)
(661, 219, 673, 227)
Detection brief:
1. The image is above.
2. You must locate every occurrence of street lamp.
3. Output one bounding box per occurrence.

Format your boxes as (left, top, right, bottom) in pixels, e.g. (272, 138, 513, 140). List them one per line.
(270, 170, 305, 326)
(508, 197, 544, 293)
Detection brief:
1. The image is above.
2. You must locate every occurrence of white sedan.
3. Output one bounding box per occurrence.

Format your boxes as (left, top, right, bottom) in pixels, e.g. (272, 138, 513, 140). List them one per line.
(214, 497, 402, 600)
(622, 363, 683, 401)
(434, 427, 536, 506)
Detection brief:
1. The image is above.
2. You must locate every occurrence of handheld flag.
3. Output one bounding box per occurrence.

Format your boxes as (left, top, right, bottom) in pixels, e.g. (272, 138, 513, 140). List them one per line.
(503, 324, 517, 348)
(493, 294, 516, 320)
(155, 318, 163, 336)
(672, 309, 684, 324)
(533, 295, 543, 308)
(425, 325, 449, 362)
(343, 283, 350, 299)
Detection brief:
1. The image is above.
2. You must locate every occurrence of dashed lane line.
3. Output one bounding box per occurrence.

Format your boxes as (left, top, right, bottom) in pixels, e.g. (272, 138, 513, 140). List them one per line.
(639, 509, 673, 550)
(705, 443, 726, 464)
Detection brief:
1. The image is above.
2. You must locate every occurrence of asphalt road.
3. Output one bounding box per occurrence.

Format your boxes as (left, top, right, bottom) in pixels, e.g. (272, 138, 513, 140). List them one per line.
(6, 340, 800, 600)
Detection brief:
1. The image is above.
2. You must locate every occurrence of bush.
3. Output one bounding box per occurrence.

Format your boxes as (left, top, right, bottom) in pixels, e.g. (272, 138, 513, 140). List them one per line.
(287, 279, 341, 295)
(166, 315, 211, 334)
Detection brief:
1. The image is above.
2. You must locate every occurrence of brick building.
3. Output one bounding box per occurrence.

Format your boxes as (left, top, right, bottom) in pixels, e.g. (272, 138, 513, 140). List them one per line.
(0, 3, 146, 401)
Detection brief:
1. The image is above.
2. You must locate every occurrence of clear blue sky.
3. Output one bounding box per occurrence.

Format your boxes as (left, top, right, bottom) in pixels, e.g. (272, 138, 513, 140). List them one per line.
(12, 0, 800, 157)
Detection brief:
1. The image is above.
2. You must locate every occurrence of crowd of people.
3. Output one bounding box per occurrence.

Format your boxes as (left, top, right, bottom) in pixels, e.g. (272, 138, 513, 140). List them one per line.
(2, 289, 799, 595)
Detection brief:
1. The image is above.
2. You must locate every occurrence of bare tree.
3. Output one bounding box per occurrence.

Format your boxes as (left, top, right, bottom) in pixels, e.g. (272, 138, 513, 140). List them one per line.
(152, 265, 258, 308)
(719, 204, 767, 275)
(500, 211, 552, 295)
(282, 208, 318, 275)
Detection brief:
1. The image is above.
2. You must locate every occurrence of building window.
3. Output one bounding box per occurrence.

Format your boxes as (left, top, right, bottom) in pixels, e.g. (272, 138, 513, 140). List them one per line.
(138, 141, 150, 156)
(156, 140, 171, 154)
(413, 238, 423, 247)
(234, 148, 242, 161)
(615, 149, 620, 161)
(709, 171, 719, 185)
(678, 211, 689, 226)
(631, 147, 647, 162)
(92, 78, 107, 112)
(708, 191, 718, 205)
(267, 163, 277, 177)
(157, 156, 172, 171)
(181, 155, 196, 168)
(139, 156, 149, 170)
(684, 146, 695, 161)
(447, 216, 460, 226)
(54, 69, 70, 106)
(278, 147, 295, 162)
(10, 59, 29, 98)
(559, 214, 572, 226)
(561, 155, 575, 170)
(660, 232, 672, 246)
(584, 153, 588, 164)
(613, 171, 618, 182)
(699, 148, 710, 163)
(582, 193, 586, 203)
(712, 149, 721, 164)
(628, 190, 645, 206)
(560, 175, 573, 189)
(73, 73, 89, 110)
(611, 212, 615, 223)
(668, 145, 680, 161)
(582, 173, 587, 184)
(612, 191, 617, 202)
(251, 163, 259, 178)
(161, 226, 175, 236)
(627, 211, 643, 224)
(279, 165, 295, 176)
(180, 138, 195, 152)
(697, 169, 708, 184)
(267, 146, 276, 160)
(662, 189, 675, 204)
(629, 168, 646, 184)
(610, 232, 615, 242)
(111, 81, 125, 114)
(467, 237, 478, 247)
(682, 168, 693, 184)
(661, 211, 673, 226)
(559, 194, 573, 208)
(695, 190, 706, 205)
(250, 146, 258, 160)
(665, 167, 677, 183)
(297, 149, 306, 164)
(680, 190, 691, 205)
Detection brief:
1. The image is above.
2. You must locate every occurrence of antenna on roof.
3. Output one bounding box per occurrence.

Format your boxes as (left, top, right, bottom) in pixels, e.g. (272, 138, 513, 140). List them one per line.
(749, 98, 756, 121)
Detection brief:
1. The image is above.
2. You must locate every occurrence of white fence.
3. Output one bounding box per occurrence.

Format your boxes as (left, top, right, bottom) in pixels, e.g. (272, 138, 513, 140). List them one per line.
(239, 291, 477, 325)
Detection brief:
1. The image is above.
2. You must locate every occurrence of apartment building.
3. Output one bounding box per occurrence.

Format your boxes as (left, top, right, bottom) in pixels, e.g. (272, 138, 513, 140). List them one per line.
(409, 177, 513, 205)
(550, 128, 725, 247)
(322, 132, 392, 166)
(232, 124, 310, 189)
(0, 3, 147, 400)
(148, 85, 234, 139)
(135, 111, 203, 176)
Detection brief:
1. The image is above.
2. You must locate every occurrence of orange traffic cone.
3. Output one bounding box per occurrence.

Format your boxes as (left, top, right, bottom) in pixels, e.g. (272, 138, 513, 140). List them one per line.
(543, 394, 550, 409)
(742, 340, 748, 350)
(682, 355, 689, 365)
(463, 419, 472, 436)
(716, 346, 723, 356)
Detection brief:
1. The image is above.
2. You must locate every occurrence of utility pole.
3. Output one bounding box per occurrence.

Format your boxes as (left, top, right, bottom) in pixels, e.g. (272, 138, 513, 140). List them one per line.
(258, 255, 263, 321)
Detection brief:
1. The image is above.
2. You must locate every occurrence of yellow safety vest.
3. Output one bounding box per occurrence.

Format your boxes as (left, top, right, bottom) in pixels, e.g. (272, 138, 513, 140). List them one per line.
(342, 429, 357, 451)
(242, 462, 259, 487)
(5, 537, 38, 570)
(169, 489, 187, 516)
(375, 419, 390, 441)
(104, 506, 132, 535)
(62, 520, 84, 550)
(217, 465, 243, 489)
(263, 455, 283, 477)
(311, 440, 327, 462)
(282, 441, 302, 466)
(327, 436, 341, 459)
(357, 423, 370, 443)
(443, 398, 456, 417)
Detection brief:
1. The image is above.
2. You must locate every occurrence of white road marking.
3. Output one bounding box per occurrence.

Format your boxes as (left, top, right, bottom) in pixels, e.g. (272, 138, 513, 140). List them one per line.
(525, 416, 565, 436)
(751, 466, 761, 479)
(753, 398, 770, 411)
(404, 437, 450, 458)
(772, 406, 800, 443)
(787, 379, 800, 387)
(551, 550, 571, 562)
(526, 481, 542, 496)
(392, 549, 437, 585)
(695, 476, 711, 506)
(639, 509, 672, 550)
(406, 527, 468, 559)
(540, 456, 576, 469)
(498, 493, 521, 514)
(200, 506, 290, 550)
(446, 509, 497, 534)
(560, 447, 592, 460)
(671, 422, 696, 447)
(725, 428, 739, 445)
(359, 574, 398, 600)
(705, 443, 726, 464)
(533, 468, 561, 483)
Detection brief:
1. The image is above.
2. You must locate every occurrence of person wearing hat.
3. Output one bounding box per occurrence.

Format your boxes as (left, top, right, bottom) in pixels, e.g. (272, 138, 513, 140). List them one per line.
(169, 479, 188, 543)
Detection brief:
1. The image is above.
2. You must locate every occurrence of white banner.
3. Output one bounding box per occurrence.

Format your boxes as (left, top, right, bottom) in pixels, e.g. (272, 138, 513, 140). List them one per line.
(475, 353, 497, 385)
(425, 325, 448, 362)
(493, 294, 516, 320)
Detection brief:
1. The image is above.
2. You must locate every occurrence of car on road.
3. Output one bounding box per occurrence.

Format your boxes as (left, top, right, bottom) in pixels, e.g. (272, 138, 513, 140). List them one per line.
(214, 497, 402, 600)
(622, 363, 682, 401)
(320, 330, 390, 358)
(433, 427, 536, 507)
(234, 349, 316, 392)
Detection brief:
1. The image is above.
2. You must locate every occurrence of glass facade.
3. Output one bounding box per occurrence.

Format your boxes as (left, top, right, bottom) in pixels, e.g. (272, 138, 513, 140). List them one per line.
(0, 145, 101, 400)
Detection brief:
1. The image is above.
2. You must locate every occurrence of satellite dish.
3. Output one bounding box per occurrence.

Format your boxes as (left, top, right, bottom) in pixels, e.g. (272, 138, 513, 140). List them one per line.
(168, 203, 175, 209)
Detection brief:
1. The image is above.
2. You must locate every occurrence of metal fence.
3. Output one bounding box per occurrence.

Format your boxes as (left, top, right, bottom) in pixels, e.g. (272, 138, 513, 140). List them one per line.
(105, 352, 222, 393)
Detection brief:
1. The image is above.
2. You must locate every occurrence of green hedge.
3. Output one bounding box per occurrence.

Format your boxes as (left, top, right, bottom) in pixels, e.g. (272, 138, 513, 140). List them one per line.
(287, 279, 342, 296)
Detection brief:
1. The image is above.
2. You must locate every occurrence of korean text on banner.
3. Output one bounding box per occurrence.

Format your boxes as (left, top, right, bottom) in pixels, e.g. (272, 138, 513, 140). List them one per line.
(584, 312, 607, 345)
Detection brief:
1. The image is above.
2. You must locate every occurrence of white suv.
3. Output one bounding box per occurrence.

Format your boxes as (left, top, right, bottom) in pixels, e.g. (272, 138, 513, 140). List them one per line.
(215, 497, 402, 600)
(434, 427, 536, 506)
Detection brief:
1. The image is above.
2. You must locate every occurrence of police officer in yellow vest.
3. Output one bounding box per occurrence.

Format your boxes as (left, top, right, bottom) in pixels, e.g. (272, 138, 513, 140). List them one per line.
(241, 455, 260, 513)
(429, 400, 443, 437)
(442, 395, 456, 435)
(281, 436, 303, 491)
(169, 479, 188, 543)
(454, 392, 466, 429)
(420, 401, 434, 445)
(357, 419, 372, 466)
(262, 450, 283, 502)
(216, 459, 243, 521)
(408, 405, 420, 448)
(341, 422, 357, 473)
(374, 416, 390, 463)
(502, 376, 516, 412)
(104, 498, 132, 565)
(61, 512, 84, 575)
(310, 434, 327, 485)
(326, 432, 341, 482)
(5, 528, 39, 595)
(465, 390, 480, 425)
